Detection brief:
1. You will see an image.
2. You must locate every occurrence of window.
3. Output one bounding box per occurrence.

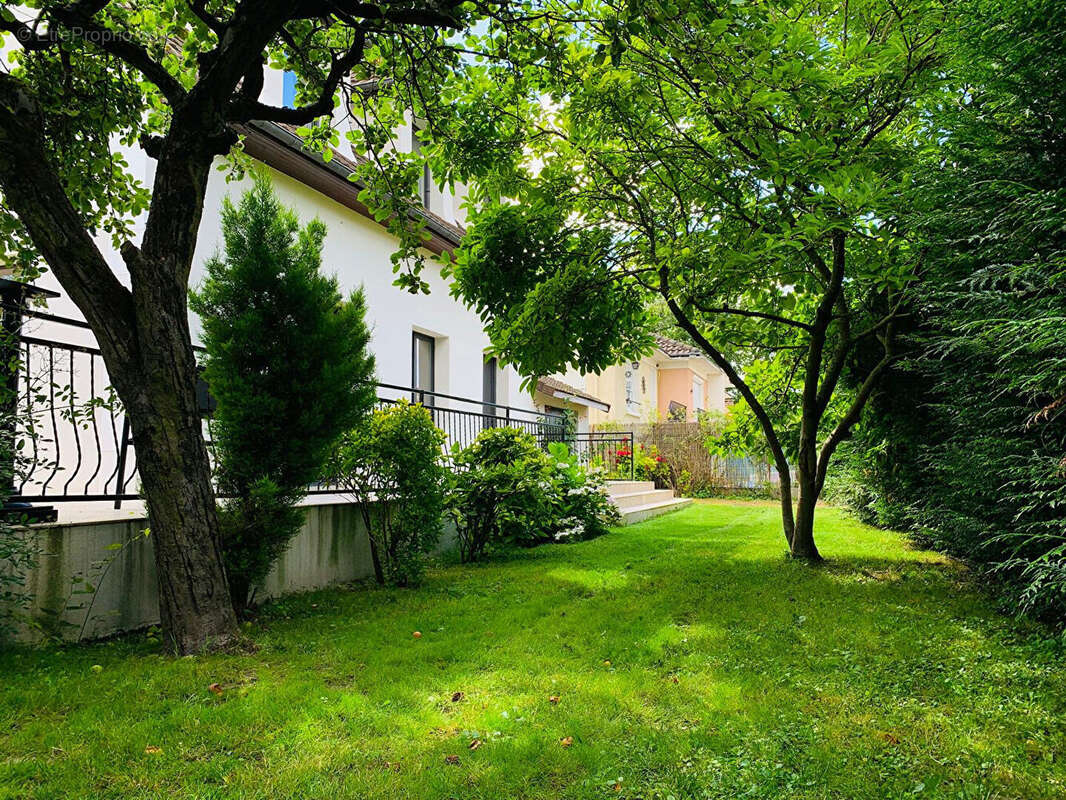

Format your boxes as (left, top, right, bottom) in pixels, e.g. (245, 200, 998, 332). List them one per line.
(412, 123, 431, 209)
(692, 375, 705, 412)
(282, 71, 297, 109)
(482, 356, 498, 421)
(668, 400, 687, 421)
(412, 332, 435, 406)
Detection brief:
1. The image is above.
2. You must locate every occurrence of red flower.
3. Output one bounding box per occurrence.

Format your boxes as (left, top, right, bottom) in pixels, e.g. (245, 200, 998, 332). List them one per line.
(616, 449, 631, 457)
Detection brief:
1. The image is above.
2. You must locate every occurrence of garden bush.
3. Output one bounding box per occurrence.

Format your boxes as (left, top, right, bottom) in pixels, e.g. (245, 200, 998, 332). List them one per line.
(447, 428, 552, 562)
(191, 175, 376, 611)
(448, 428, 618, 562)
(331, 401, 447, 587)
(545, 442, 621, 541)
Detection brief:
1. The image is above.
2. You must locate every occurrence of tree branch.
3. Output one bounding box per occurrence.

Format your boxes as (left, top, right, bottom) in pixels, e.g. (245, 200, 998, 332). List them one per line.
(0, 72, 136, 366)
(296, 1, 465, 30)
(227, 28, 367, 124)
(47, 4, 188, 105)
(659, 265, 796, 539)
(689, 297, 813, 331)
(815, 342, 895, 494)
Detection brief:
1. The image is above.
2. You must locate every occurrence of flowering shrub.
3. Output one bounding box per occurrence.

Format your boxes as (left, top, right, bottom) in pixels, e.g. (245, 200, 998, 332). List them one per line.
(447, 429, 619, 562)
(546, 442, 621, 541)
(614, 442, 671, 486)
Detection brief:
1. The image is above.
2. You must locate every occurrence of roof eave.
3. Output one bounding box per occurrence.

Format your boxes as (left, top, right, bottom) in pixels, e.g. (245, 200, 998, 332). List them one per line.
(548, 389, 610, 414)
(238, 120, 463, 254)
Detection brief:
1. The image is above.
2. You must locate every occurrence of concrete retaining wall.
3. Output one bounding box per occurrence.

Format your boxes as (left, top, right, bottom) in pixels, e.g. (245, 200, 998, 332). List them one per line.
(4, 502, 381, 643)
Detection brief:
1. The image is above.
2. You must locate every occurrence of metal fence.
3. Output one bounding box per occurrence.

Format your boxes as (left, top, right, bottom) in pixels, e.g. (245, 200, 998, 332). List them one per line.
(598, 421, 793, 494)
(4, 308, 633, 507)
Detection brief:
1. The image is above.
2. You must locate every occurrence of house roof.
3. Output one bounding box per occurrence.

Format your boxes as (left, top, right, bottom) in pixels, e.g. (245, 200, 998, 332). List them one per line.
(235, 120, 466, 254)
(535, 376, 610, 413)
(654, 334, 702, 358)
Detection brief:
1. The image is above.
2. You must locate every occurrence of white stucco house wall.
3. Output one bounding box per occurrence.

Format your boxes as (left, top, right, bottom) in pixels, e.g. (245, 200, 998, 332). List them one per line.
(22, 68, 536, 413)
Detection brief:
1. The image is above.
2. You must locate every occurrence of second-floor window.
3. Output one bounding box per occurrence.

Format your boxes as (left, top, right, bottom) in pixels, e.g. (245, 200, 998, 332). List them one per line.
(482, 356, 498, 420)
(412, 123, 431, 209)
(412, 332, 435, 406)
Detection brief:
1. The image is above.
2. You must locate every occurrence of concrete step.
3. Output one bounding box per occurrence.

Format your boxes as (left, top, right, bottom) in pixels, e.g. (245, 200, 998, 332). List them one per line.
(609, 488, 678, 509)
(606, 480, 656, 496)
(619, 497, 693, 526)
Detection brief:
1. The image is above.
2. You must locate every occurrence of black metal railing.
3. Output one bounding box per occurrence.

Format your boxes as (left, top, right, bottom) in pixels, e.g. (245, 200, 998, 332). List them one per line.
(376, 382, 558, 447)
(549, 431, 636, 481)
(5, 310, 634, 505)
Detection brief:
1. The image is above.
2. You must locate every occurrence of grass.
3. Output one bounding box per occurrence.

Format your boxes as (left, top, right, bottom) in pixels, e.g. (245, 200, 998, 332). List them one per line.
(2, 501, 1065, 799)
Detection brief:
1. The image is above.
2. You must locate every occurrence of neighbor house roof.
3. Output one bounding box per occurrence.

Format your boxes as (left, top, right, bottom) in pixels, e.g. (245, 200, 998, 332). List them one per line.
(654, 334, 702, 358)
(535, 376, 610, 413)
(234, 120, 465, 255)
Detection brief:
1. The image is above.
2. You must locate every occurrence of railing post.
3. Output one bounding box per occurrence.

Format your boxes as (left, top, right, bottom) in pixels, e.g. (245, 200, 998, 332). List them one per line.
(0, 279, 58, 523)
(629, 434, 635, 480)
(113, 417, 130, 510)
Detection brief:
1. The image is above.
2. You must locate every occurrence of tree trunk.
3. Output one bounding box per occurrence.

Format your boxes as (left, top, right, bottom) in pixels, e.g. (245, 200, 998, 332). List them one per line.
(791, 449, 823, 562)
(0, 78, 239, 654)
(790, 383, 827, 562)
(116, 287, 239, 653)
(774, 450, 796, 549)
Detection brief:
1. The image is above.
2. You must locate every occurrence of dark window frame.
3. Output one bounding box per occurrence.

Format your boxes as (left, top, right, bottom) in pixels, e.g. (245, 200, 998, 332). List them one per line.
(412, 331, 435, 406)
(482, 356, 498, 420)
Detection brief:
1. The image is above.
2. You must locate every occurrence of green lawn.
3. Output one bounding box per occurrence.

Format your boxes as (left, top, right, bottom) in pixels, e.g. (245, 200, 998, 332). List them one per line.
(2, 501, 1065, 799)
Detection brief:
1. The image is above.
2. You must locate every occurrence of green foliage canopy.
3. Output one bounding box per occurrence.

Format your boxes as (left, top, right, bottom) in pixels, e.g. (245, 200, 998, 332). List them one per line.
(443, 0, 948, 555)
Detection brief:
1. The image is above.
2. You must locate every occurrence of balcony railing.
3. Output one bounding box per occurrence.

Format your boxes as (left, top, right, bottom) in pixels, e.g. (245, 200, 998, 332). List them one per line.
(3, 309, 634, 507)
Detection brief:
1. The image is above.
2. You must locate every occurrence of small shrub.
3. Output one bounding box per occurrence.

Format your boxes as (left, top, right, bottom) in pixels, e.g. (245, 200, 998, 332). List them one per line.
(448, 428, 553, 562)
(331, 401, 447, 586)
(448, 428, 619, 562)
(545, 442, 621, 541)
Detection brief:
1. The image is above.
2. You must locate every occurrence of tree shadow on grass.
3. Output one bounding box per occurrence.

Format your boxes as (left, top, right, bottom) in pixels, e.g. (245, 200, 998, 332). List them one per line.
(2, 504, 1065, 799)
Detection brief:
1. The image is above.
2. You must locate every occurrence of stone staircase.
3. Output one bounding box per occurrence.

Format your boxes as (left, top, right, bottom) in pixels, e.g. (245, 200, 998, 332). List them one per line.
(606, 480, 692, 525)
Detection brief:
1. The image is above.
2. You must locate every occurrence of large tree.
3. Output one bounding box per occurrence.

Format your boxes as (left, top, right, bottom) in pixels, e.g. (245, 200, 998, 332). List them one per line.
(442, 0, 946, 559)
(0, 0, 495, 653)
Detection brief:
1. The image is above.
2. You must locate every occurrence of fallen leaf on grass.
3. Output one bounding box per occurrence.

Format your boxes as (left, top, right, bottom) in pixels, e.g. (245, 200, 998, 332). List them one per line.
(560, 736, 573, 747)
(468, 739, 482, 751)
(612, 783, 622, 791)
(444, 754, 460, 765)
(881, 732, 900, 745)
(208, 683, 223, 696)
(451, 691, 464, 703)
(412, 631, 422, 639)
(548, 695, 560, 705)
(144, 746, 162, 755)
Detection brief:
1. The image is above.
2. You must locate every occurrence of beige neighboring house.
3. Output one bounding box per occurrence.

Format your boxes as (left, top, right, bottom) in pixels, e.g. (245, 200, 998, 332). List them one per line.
(579, 335, 730, 426)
